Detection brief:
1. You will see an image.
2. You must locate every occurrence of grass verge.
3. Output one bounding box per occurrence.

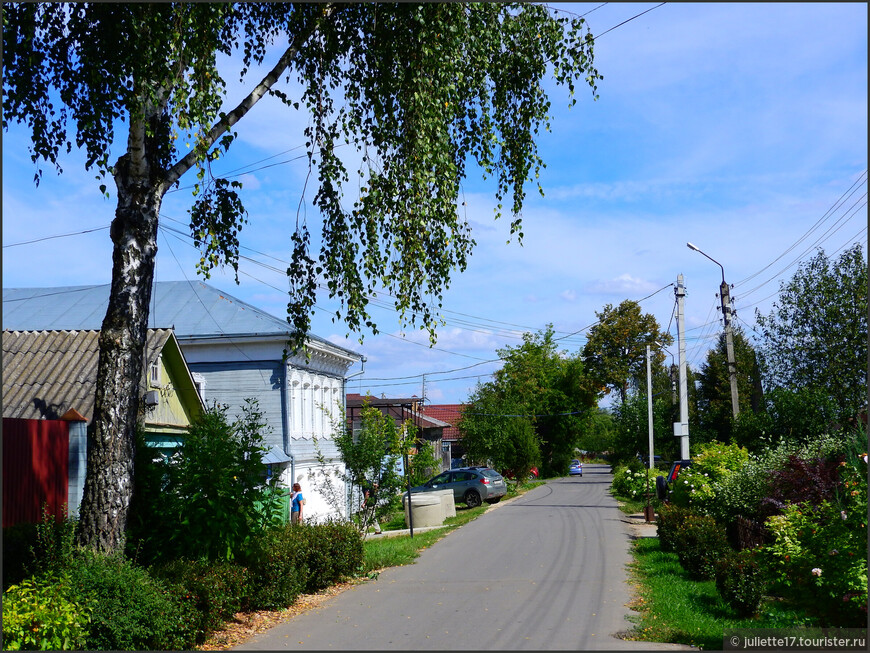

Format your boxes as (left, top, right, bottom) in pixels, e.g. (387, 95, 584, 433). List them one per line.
(362, 481, 542, 573)
(625, 537, 817, 650)
(362, 504, 487, 572)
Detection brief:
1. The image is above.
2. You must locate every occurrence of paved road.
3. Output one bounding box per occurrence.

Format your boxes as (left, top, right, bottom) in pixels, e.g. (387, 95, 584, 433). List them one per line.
(238, 464, 693, 651)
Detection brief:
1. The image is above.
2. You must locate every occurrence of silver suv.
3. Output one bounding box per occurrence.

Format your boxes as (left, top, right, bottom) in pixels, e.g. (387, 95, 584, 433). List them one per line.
(411, 467, 506, 507)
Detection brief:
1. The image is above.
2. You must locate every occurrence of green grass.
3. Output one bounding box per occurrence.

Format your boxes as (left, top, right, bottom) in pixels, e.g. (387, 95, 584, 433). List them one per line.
(611, 489, 663, 515)
(626, 537, 817, 650)
(362, 504, 488, 572)
(360, 482, 545, 573)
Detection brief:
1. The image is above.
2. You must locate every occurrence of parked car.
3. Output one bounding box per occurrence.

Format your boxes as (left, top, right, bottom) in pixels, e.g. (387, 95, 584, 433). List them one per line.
(503, 466, 539, 482)
(411, 467, 507, 507)
(569, 459, 583, 476)
(656, 459, 693, 500)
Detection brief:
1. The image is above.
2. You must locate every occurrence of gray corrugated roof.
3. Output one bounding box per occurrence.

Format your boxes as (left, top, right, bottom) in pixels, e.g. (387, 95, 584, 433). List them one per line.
(2, 281, 361, 359)
(2, 329, 172, 421)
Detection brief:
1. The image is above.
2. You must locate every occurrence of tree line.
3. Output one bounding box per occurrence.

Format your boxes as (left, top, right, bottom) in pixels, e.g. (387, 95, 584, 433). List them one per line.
(459, 244, 867, 470)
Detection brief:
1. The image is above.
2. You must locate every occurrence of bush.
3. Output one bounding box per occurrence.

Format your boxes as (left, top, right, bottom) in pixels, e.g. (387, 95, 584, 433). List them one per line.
(242, 521, 364, 610)
(241, 527, 306, 610)
(762, 498, 867, 626)
(669, 441, 749, 512)
(705, 457, 772, 526)
(149, 558, 252, 644)
(707, 428, 868, 528)
(759, 453, 844, 518)
(2, 522, 38, 590)
(611, 465, 666, 501)
(2, 573, 91, 651)
(65, 549, 196, 650)
(127, 400, 285, 565)
(289, 521, 365, 593)
(656, 503, 696, 554)
(30, 507, 78, 577)
(672, 512, 731, 580)
(715, 549, 766, 617)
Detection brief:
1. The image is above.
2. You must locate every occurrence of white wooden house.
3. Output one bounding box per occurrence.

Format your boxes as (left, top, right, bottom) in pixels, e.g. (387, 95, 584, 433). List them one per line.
(3, 282, 364, 522)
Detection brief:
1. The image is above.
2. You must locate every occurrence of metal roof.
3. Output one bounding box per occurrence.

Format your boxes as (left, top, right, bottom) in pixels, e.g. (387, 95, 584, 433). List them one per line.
(2, 329, 172, 421)
(2, 281, 361, 359)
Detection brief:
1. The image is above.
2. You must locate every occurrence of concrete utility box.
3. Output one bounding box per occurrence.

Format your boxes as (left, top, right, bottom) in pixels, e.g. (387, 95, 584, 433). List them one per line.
(403, 493, 443, 528)
(429, 489, 456, 520)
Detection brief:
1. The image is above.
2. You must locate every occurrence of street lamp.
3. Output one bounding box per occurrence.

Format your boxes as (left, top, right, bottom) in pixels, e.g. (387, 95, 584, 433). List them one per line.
(686, 242, 740, 418)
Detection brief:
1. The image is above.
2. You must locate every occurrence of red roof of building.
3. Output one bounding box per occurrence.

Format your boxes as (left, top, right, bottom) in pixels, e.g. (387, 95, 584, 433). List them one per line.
(421, 404, 465, 442)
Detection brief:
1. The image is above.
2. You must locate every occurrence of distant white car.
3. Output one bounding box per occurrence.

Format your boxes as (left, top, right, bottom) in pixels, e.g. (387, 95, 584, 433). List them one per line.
(569, 459, 583, 476)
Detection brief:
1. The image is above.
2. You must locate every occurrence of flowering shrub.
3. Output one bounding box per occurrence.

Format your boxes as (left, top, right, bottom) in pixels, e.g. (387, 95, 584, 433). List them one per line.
(669, 467, 716, 510)
(705, 457, 771, 525)
(669, 441, 750, 511)
(761, 454, 868, 626)
(706, 428, 867, 526)
(611, 465, 666, 500)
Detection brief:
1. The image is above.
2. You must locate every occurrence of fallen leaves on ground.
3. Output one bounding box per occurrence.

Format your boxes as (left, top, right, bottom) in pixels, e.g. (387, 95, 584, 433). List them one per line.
(196, 576, 373, 650)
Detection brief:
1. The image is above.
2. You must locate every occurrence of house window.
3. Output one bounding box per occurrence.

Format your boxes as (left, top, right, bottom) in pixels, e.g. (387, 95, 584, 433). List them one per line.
(192, 373, 206, 401)
(149, 359, 160, 387)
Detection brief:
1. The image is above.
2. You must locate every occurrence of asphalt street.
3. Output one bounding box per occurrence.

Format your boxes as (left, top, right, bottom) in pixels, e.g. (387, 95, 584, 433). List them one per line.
(237, 464, 694, 650)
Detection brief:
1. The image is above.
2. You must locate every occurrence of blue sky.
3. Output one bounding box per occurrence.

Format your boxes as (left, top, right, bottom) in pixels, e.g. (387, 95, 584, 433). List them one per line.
(3, 2, 867, 407)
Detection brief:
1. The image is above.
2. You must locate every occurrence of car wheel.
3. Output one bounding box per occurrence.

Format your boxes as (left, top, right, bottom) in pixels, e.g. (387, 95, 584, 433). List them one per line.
(656, 475, 669, 500)
(527, 472, 537, 481)
(464, 490, 482, 508)
(485, 497, 501, 504)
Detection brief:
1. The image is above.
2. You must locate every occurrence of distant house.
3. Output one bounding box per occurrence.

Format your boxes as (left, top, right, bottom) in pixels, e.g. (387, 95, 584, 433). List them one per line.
(420, 404, 467, 468)
(3, 282, 364, 522)
(346, 394, 450, 474)
(2, 328, 203, 526)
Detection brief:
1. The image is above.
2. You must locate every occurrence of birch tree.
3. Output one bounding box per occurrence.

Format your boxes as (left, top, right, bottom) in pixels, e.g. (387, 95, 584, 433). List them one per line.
(3, 3, 601, 550)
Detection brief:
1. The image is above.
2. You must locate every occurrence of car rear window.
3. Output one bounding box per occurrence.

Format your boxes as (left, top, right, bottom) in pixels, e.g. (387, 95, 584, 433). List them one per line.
(481, 469, 501, 478)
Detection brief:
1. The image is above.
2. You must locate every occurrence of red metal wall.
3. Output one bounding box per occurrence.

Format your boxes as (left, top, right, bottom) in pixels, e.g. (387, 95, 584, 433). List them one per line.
(2, 418, 69, 527)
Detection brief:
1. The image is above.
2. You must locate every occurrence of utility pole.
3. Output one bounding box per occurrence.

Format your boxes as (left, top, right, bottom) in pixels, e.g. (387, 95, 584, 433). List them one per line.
(687, 242, 740, 418)
(675, 274, 690, 460)
(719, 281, 740, 418)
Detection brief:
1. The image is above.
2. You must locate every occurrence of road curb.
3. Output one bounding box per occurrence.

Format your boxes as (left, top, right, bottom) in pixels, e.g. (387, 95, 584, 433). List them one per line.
(622, 511, 660, 539)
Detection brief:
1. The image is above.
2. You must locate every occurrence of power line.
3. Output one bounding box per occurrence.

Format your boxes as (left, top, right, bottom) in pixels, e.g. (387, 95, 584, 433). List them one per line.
(734, 171, 867, 295)
(592, 3, 666, 41)
(734, 170, 866, 287)
(737, 196, 867, 300)
(3, 225, 109, 248)
(553, 282, 674, 342)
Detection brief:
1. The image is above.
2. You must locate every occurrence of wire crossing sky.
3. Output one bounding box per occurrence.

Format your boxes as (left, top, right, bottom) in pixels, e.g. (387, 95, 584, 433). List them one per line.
(3, 3, 867, 406)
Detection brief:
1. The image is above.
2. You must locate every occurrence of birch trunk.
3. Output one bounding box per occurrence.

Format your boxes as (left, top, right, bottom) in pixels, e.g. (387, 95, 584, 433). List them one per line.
(76, 146, 164, 551)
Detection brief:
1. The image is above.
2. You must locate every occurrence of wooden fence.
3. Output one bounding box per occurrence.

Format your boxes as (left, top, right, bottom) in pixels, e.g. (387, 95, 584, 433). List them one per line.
(2, 418, 70, 527)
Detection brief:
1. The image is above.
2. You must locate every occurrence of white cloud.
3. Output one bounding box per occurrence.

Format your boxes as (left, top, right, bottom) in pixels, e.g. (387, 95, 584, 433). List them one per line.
(586, 274, 659, 296)
(2, 3, 865, 406)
